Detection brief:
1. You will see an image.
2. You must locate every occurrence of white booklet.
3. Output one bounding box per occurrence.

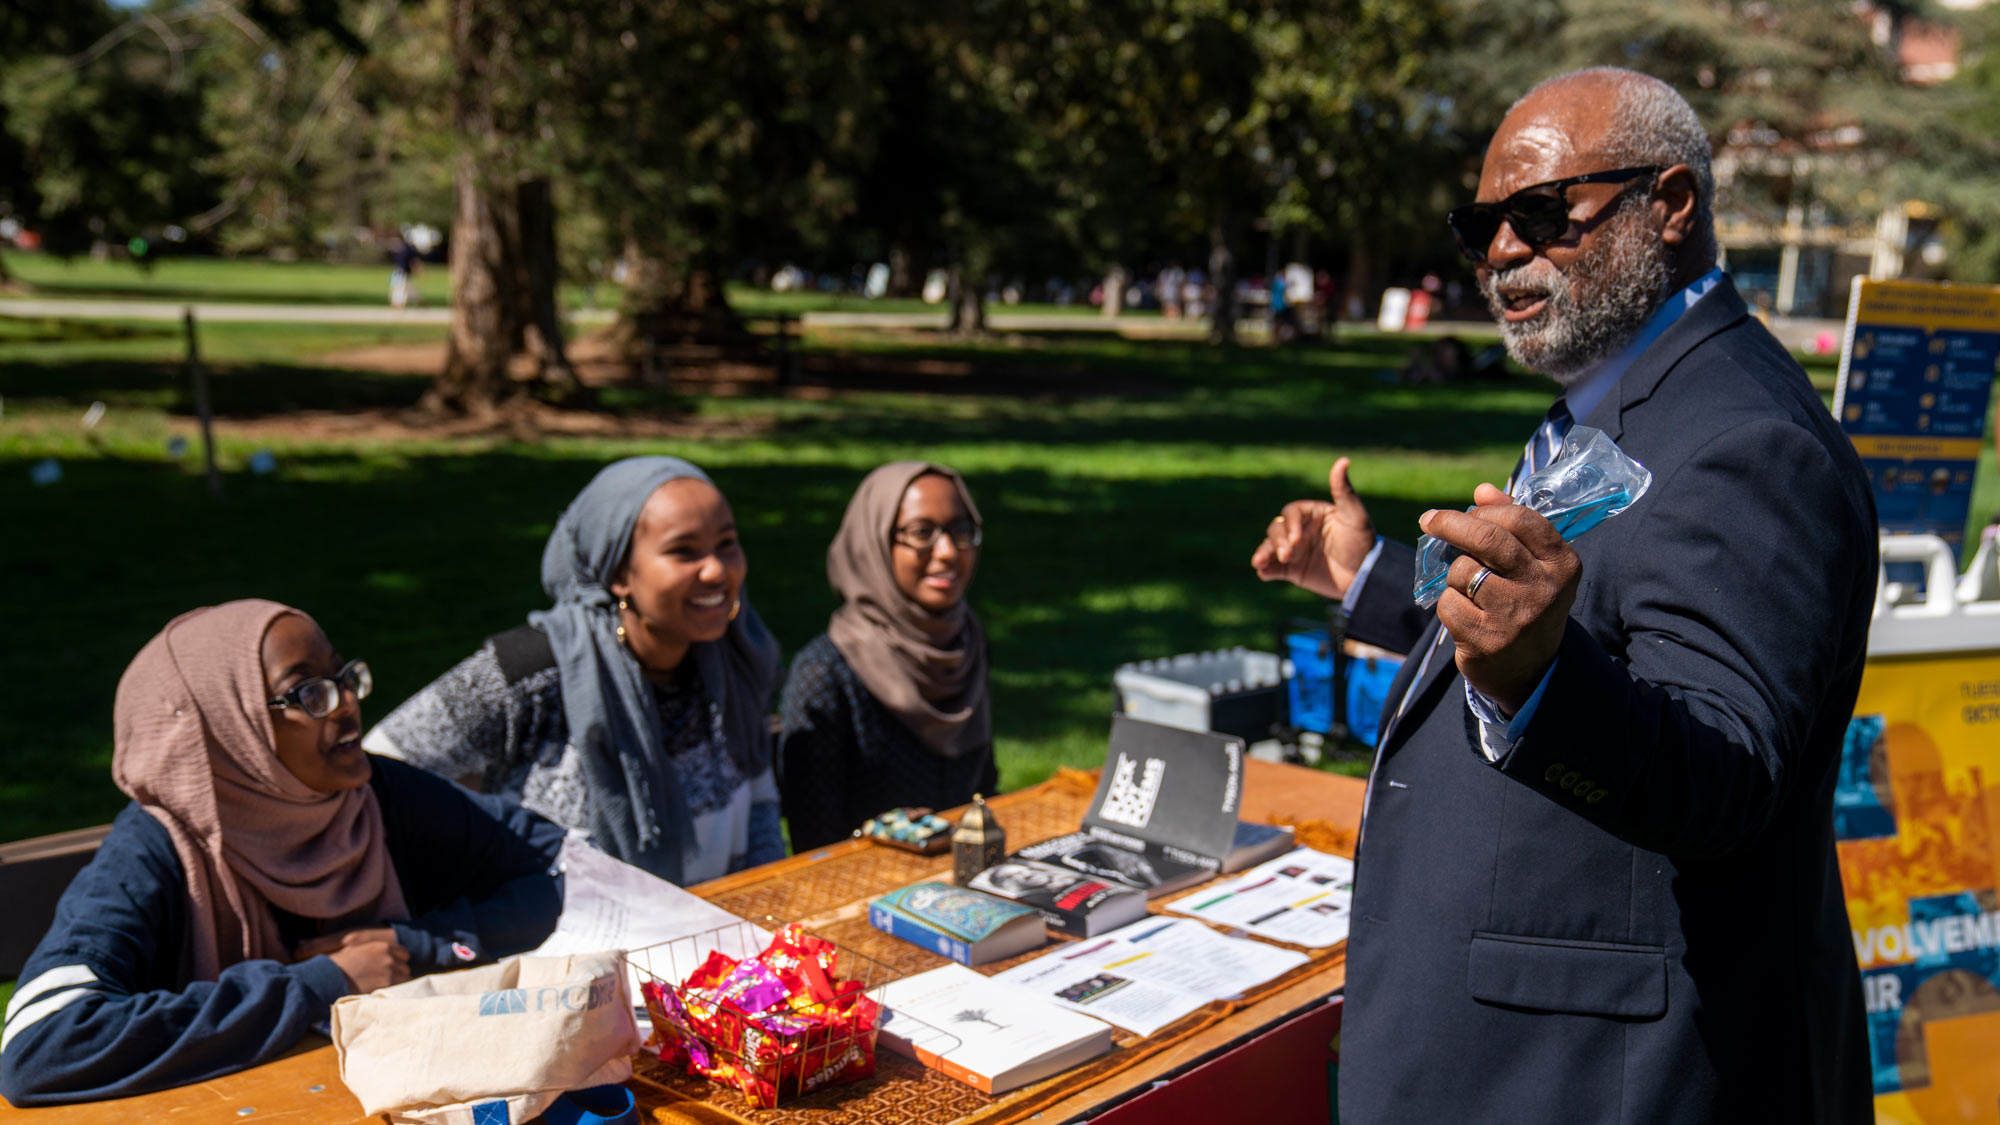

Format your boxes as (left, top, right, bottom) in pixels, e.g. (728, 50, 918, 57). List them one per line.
(1164, 846, 1354, 948)
(988, 916, 1306, 1037)
(877, 964, 1116, 1094)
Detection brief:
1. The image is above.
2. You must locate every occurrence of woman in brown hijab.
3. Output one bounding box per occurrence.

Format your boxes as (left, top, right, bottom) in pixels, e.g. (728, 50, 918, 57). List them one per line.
(0, 601, 562, 1106)
(778, 462, 996, 851)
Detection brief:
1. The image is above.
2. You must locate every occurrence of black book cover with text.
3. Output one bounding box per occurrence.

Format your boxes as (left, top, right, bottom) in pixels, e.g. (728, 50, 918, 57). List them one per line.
(1079, 714, 1245, 869)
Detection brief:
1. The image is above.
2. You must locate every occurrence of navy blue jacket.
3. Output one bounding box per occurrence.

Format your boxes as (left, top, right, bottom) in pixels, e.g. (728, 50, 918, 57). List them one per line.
(0, 755, 565, 1106)
(1339, 279, 1875, 1123)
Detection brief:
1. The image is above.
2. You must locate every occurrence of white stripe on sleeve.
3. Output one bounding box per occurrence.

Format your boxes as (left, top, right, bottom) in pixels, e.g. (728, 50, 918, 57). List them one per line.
(2, 964, 101, 1055)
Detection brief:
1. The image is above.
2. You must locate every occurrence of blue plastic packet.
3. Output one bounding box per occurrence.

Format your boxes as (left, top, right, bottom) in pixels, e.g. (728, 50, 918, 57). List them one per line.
(1412, 425, 1652, 608)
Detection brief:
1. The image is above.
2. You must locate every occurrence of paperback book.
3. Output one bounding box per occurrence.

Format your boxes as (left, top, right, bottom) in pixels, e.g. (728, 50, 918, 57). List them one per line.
(869, 882, 1047, 966)
(967, 859, 1149, 937)
(877, 964, 1115, 1094)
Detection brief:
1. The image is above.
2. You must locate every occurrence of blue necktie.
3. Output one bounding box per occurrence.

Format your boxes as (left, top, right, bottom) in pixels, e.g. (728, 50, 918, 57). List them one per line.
(1385, 397, 1579, 739)
(1508, 398, 1574, 491)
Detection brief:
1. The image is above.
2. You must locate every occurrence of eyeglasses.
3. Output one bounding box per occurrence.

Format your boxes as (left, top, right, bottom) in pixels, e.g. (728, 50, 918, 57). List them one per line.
(892, 520, 982, 551)
(1447, 165, 1662, 263)
(267, 660, 372, 719)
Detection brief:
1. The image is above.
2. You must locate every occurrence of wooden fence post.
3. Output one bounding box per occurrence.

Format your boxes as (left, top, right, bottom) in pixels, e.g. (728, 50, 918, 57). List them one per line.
(184, 308, 221, 497)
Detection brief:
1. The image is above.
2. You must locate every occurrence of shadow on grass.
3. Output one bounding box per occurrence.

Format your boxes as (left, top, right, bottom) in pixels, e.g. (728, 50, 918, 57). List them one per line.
(0, 449, 1469, 838)
(0, 358, 431, 416)
(5, 329, 1557, 458)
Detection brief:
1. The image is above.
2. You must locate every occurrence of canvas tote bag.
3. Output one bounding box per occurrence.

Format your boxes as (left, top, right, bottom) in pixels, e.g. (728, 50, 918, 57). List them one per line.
(331, 951, 641, 1125)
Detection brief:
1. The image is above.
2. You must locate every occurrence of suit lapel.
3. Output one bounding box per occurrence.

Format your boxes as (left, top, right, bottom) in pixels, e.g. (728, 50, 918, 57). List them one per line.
(1598, 275, 1753, 438)
(1373, 620, 1457, 755)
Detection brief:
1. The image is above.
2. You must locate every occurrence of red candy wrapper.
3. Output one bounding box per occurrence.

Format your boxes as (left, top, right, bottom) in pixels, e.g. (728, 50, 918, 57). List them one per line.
(637, 924, 882, 1108)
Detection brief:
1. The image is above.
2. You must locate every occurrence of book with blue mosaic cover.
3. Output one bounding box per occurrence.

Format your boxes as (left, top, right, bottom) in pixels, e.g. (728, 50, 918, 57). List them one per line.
(869, 882, 1047, 965)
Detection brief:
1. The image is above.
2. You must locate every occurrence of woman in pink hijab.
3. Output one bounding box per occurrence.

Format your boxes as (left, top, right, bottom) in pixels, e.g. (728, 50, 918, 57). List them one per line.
(777, 462, 996, 851)
(0, 601, 563, 1107)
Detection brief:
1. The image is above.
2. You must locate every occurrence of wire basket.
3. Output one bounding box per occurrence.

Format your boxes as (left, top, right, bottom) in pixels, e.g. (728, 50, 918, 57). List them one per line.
(626, 919, 902, 1108)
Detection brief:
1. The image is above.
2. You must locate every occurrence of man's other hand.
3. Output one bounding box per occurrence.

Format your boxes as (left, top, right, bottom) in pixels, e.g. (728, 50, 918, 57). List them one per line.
(1251, 457, 1378, 601)
(1421, 483, 1581, 713)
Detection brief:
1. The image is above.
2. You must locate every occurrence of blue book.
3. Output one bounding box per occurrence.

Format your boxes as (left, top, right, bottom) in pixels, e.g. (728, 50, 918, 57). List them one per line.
(869, 882, 1048, 966)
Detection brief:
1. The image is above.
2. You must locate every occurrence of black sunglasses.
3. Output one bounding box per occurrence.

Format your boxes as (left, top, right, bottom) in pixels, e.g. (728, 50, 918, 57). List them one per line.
(1447, 165, 1662, 263)
(267, 659, 372, 719)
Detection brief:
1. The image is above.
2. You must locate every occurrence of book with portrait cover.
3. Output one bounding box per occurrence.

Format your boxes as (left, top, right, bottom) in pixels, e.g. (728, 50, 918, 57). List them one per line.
(1011, 831, 1211, 900)
(966, 858, 1149, 937)
(869, 882, 1047, 966)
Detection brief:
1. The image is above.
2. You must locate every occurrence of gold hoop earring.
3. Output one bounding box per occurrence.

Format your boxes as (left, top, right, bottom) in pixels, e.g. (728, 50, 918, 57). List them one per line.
(615, 597, 629, 641)
(729, 599, 741, 622)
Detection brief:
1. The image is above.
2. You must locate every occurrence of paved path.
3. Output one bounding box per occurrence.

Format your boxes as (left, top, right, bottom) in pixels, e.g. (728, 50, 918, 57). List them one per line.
(0, 298, 613, 326)
(0, 297, 1848, 354)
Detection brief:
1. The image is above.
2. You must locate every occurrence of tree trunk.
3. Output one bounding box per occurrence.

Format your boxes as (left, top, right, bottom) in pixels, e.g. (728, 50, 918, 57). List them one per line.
(616, 237, 755, 382)
(426, 0, 514, 417)
(426, 151, 519, 417)
(514, 178, 584, 403)
(424, 2, 581, 417)
(1344, 236, 1378, 323)
(888, 244, 916, 299)
(1208, 222, 1239, 346)
(946, 265, 986, 335)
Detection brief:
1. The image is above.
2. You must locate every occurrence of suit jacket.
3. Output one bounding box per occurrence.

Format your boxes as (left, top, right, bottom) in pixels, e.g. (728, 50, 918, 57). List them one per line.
(1339, 278, 1876, 1124)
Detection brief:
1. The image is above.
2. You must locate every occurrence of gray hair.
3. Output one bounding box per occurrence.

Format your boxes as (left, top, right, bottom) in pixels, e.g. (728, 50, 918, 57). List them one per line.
(1515, 67, 1718, 265)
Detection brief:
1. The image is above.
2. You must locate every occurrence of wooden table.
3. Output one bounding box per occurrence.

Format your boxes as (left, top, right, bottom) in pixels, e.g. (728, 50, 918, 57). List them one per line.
(0, 759, 1361, 1124)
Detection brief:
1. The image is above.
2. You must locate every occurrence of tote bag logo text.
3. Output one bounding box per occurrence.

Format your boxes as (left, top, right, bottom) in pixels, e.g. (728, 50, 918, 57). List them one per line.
(476, 978, 617, 1017)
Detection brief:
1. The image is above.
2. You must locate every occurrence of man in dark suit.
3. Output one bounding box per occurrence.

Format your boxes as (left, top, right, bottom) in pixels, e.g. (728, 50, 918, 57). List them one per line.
(1253, 68, 1875, 1121)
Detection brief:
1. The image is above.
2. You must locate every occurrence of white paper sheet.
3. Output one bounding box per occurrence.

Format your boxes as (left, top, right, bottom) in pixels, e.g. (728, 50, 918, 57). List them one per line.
(526, 834, 760, 1006)
(1164, 846, 1354, 948)
(989, 945, 1203, 1037)
(1098, 916, 1308, 997)
(987, 913, 1309, 1037)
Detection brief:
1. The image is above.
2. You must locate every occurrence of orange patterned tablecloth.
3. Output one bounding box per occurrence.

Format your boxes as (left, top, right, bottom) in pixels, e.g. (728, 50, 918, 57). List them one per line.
(0, 760, 1361, 1125)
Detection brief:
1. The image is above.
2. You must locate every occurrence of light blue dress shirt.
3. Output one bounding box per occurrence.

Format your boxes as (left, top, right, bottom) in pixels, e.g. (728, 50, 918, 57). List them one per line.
(1339, 267, 1726, 761)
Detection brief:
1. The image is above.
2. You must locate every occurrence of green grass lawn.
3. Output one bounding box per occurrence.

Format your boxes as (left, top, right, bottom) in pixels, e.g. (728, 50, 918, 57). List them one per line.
(0, 250, 1112, 318)
(1, 313, 1994, 846)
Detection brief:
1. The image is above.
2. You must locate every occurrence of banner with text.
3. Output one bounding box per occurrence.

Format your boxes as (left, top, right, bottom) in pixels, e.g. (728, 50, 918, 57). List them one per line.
(1836, 650, 2000, 1123)
(1834, 278, 1999, 560)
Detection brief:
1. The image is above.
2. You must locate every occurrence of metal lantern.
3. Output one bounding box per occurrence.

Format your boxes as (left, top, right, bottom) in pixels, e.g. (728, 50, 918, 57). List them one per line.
(952, 794, 1007, 885)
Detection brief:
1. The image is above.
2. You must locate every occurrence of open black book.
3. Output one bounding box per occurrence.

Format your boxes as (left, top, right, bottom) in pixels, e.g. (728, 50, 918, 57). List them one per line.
(995, 716, 1290, 901)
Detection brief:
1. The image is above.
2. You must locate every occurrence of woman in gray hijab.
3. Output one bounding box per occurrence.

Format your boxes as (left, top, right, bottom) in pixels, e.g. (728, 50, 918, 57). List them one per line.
(365, 457, 784, 884)
(777, 461, 995, 852)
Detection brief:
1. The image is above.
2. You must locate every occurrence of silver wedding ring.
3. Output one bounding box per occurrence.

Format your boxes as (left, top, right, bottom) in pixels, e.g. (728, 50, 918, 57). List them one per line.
(1465, 566, 1493, 605)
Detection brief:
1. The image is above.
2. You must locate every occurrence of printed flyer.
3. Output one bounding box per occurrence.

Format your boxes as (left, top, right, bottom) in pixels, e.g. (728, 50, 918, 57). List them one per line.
(1164, 847, 1354, 948)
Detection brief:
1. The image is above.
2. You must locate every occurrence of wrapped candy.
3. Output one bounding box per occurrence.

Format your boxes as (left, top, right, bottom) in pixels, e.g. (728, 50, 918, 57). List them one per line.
(636, 924, 882, 1108)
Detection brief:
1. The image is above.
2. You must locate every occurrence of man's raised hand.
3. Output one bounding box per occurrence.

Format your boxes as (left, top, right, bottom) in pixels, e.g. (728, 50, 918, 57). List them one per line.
(1251, 457, 1378, 601)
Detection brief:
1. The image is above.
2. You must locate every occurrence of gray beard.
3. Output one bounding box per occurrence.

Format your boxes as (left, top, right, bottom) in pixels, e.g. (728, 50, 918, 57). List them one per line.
(1480, 208, 1672, 385)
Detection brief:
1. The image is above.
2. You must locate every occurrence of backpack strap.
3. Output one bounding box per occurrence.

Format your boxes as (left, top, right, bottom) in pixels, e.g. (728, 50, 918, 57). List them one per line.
(488, 623, 557, 686)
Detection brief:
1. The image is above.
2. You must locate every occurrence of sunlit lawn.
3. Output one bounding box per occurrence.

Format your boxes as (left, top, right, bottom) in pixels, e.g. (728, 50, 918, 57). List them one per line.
(1, 309, 1991, 848)
(0, 250, 1116, 318)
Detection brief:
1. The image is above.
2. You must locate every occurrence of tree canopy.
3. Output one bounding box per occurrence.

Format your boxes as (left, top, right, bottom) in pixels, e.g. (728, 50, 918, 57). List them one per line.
(2, 0, 1992, 398)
